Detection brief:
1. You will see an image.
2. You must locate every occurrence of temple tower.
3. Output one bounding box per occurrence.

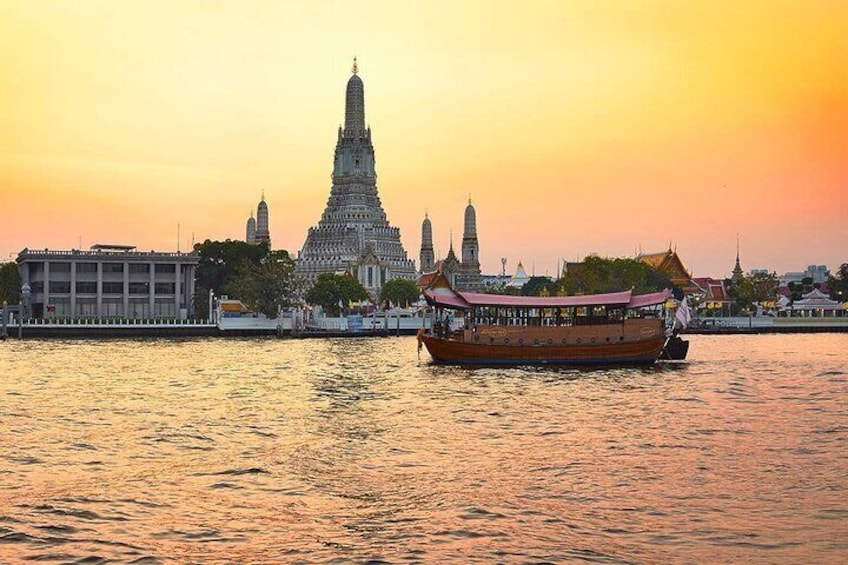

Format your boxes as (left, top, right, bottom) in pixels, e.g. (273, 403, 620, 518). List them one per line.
(731, 235, 743, 282)
(457, 198, 482, 291)
(255, 193, 270, 246)
(246, 212, 256, 245)
(296, 60, 416, 297)
(420, 213, 435, 273)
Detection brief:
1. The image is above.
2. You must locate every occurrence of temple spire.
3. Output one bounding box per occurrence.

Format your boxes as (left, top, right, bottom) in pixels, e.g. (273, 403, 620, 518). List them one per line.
(732, 233, 743, 282)
(344, 58, 365, 135)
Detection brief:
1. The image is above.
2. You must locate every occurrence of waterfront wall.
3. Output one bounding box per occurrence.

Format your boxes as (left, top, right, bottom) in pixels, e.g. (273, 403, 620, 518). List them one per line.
(687, 316, 848, 334)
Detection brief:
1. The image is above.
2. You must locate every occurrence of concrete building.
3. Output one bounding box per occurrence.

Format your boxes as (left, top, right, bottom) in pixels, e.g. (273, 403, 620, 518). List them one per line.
(296, 59, 416, 296)
(16, 245, 199, 319)
(780, 265, 830, 286)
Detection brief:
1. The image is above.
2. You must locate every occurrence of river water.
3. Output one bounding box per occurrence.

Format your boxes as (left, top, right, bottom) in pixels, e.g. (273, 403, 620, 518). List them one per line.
(1, 335, 846, 564)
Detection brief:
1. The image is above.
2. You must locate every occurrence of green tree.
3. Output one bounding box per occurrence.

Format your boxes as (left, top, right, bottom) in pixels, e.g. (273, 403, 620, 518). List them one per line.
(0, 262, 22, 305)
(521, 276, 557, 296)
(305, 273, 368, 316)
(225, 250, 299, 318)
(380, 278, 420, 307)
(556, 255, 675, 296)
(732, 272, 779, 314)
(827, 263, 848, 303)
(193, 239, 270, 318)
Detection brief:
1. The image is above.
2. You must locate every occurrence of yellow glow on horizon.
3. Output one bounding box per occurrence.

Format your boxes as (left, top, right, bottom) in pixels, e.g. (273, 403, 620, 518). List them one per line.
(1, 1, 846, 276)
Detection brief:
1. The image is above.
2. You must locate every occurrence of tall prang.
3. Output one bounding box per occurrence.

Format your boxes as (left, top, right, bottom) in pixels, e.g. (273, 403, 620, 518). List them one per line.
(457, 198, 482, 291)
(296, 60, 416, 296)
(255, 192, 271, 246)
(246, 212, 256, 245)
(419, 213, 435, 273)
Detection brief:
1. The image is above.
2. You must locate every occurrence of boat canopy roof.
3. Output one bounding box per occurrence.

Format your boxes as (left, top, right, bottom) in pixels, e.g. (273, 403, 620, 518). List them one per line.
(424, 287, 671, 311)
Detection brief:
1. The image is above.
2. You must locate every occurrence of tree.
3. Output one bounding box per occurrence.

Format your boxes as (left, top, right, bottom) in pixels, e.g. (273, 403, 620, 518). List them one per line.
(556, 255, 675, 296)
(828, 263, 848, 303)
(380, 278, 420, 307)
(193, 239, 270, 318)
(0, 262, 22, 305)
(305, 273, 368, 316)
(732, 272, 779, 314)
(225, 250, 299, 318)
(521, 276, 557, 296)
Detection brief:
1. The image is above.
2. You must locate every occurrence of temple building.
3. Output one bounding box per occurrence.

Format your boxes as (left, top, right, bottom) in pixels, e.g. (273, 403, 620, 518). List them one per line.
(255, 194, 270, 246)
(636, 247, 700, 295)
(419, 213, 435, 273)
(457, 199, 482, 291)
(246, 212, 256, 245)
(244, 193, 270, 246)
(416, 200, 483, 292)
(731, 236, 743, 283)
(296, 60, 416, 296)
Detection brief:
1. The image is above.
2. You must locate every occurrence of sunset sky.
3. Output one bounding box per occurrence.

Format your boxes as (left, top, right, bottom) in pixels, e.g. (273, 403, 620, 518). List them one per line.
(1, 1, 846, 278)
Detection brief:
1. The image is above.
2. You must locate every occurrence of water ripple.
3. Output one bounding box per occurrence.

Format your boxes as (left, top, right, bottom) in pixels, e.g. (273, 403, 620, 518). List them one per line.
(0, 334, 845, 564)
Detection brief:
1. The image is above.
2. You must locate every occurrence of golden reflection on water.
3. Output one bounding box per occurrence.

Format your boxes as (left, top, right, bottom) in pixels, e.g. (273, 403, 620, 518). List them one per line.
(1, 335, 847, 564)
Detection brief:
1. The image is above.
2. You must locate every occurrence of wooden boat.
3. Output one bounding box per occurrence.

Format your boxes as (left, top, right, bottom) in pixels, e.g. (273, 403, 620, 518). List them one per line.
(418, 282, 673, 366)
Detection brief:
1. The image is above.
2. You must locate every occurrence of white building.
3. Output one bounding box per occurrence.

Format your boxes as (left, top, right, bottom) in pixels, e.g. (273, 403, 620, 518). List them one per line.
(17, 245, 199, 319)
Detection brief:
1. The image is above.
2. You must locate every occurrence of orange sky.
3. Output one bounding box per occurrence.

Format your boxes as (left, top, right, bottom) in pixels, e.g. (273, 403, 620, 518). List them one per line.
(1, 1, 846, 278)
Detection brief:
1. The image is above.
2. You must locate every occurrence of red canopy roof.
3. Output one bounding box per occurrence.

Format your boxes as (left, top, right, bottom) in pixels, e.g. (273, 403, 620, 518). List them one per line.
(424, 288, 671, 310)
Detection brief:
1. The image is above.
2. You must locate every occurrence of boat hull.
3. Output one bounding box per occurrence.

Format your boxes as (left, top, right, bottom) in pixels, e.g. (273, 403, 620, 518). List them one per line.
(421, 334, 667, 366)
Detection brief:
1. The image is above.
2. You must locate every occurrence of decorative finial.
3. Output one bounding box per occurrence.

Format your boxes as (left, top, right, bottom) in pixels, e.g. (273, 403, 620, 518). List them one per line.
(468, 193, 472, 205)
(352, 56, 358, 75)
(261, 189, 265, 201)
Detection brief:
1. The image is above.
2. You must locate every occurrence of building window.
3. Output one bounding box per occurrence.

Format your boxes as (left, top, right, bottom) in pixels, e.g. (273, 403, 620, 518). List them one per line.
(103, 263, 124, 273)
(76, 281, 97, 294)
(155, 264, 176, 274)
(129, 282, 150, 295)
(129, 264, 150, 274)
(76, 262, 97, 273)
(155, 283, 176, 294)
(51, 281, 71, 293)
(102, 282, 124, 294)
(50, 262, 71, 273)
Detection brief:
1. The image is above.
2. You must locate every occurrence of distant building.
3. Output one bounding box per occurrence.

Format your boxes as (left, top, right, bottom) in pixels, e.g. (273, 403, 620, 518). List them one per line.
(244, 193, 269, 246)
(506, 261, 531, 288)
(419, 213, 435, 273)
(456, 199, 482, 291)
(692, 277, 732, 317)
(731, 242, 744, 283)
(636, 247, 699, 294)
(785, 288, 845, 317)
(296, 59, 416, 297)
(780, 265, 830, 286)
(246, 212, 257, 245)
(417, 200, 483, 292)
(255, 195, 270, 246)
(16, 245, 199, 319)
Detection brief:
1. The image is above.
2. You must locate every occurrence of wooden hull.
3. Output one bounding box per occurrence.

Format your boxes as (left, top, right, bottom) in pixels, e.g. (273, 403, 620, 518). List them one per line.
(421, 333, 667, 366)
